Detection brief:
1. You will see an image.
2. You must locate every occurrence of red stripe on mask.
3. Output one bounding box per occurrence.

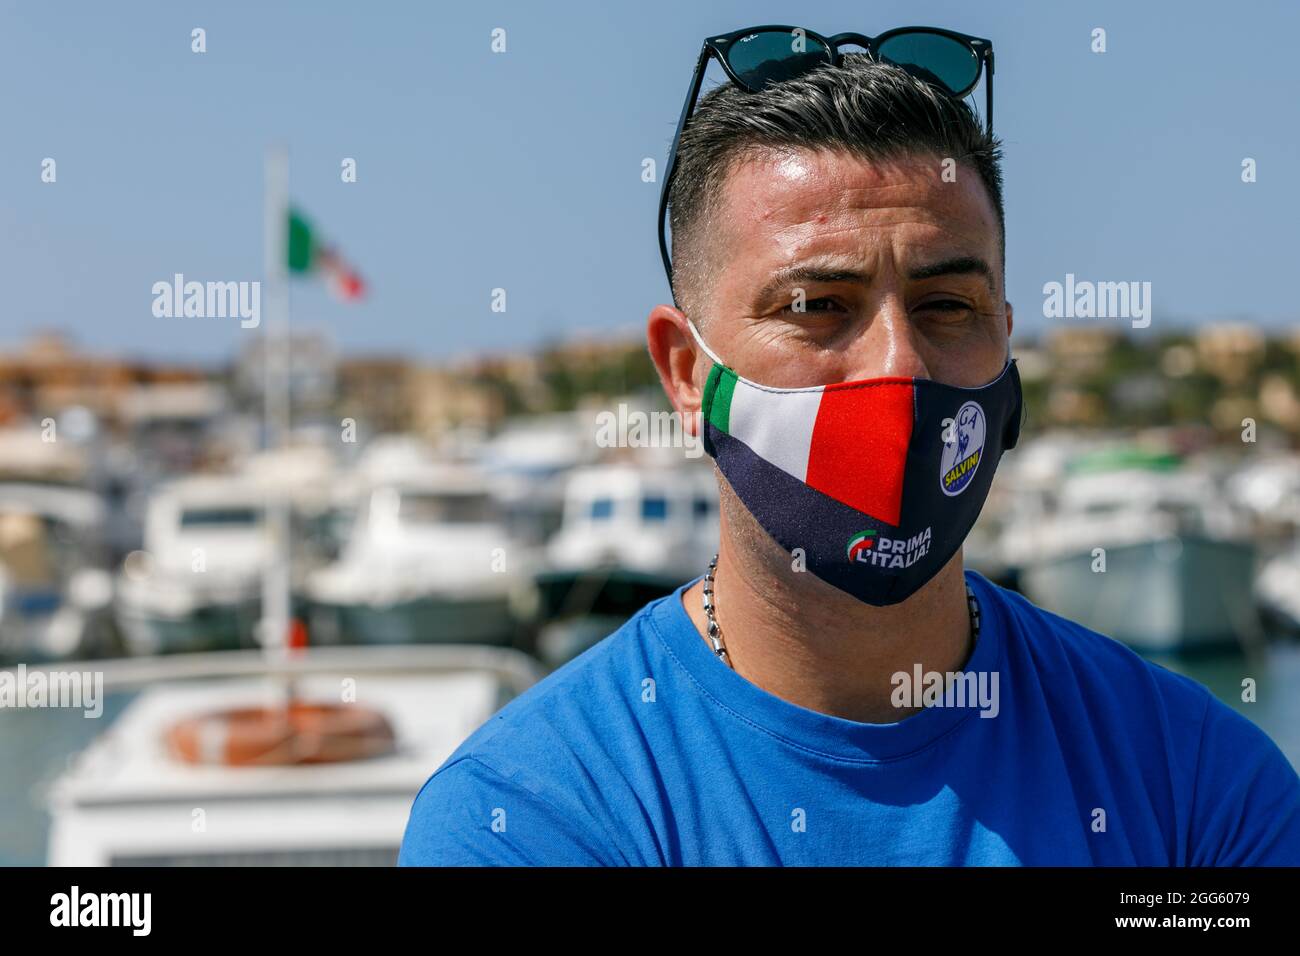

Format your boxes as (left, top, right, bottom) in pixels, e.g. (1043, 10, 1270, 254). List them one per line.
(804, 379, 914, 526)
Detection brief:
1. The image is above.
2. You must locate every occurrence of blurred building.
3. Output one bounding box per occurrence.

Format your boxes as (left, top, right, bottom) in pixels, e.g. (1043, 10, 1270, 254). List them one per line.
(0, 332, 207, 428)
(1195, 322, 1266, 387)
(336, 357, 414, 435)
(408, 366, 501, 438)
(1259, 374, 1300, 431)
(1044, 326, 1121, 378)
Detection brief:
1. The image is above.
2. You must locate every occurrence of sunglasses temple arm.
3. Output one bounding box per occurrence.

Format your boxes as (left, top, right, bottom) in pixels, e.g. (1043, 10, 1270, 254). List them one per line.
(985, 50, 994, 136)
(659, 44, 712, 301)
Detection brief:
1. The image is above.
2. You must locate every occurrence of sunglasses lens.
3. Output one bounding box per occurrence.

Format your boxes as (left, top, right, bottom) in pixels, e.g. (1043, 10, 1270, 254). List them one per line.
(876, 32, 979, 95)
(725, 30, 833, 89)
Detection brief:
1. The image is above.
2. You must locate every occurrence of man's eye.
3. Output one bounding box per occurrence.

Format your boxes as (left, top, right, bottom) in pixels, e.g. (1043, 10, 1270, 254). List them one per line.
(784, 297, 843, 314)
(917, 299, 975, 316)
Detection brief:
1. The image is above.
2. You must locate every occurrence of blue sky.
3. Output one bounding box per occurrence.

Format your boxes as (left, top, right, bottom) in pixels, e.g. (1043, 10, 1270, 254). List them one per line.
(2, 0, 1297, 362)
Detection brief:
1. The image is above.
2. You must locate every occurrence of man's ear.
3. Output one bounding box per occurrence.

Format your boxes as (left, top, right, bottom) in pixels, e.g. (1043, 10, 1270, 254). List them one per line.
(647, 304, 705, 438)
(1005, 299, 1014, 340)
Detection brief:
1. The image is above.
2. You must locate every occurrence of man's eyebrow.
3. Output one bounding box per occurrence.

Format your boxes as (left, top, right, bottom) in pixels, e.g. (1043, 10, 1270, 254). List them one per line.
(754, 256, 998, 306)
(906, 256, 997, 295)
(754, 264, 870, 306)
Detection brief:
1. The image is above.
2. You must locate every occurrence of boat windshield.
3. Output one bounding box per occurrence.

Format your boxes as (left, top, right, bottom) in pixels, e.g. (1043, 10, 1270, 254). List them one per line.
(1153, 500, 1205, 532)
(179, 506, 263, 528)
(397, 492, 493, 524)
(640, 496, 668, 521)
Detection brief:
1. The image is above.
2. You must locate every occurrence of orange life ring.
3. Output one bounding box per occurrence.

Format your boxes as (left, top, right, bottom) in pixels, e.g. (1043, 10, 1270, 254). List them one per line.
(166, 701, 396, 766)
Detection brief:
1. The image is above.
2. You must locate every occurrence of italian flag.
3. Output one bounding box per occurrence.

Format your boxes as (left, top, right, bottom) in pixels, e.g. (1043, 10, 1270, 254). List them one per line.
(703, 364, 915, 526)
(288, 208, 365, 300)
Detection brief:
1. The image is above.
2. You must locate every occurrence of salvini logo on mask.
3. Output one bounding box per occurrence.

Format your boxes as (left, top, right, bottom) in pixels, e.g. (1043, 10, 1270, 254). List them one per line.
(687, 320, 1023, 607)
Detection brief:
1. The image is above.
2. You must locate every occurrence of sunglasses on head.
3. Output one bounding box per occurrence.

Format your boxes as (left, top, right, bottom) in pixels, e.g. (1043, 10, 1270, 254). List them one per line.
(656, 24, 995, 300)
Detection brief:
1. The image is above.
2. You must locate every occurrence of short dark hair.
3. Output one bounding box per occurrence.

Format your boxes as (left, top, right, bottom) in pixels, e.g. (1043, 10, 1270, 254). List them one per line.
(667, 53, 1004, 317)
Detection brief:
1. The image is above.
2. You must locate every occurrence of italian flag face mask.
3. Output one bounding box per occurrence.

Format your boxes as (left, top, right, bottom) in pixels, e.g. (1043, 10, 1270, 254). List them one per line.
(688, 319, 1023, 606)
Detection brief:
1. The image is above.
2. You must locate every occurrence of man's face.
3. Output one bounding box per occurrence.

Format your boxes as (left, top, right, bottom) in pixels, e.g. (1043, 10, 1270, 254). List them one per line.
(693, 147, 1011, 391)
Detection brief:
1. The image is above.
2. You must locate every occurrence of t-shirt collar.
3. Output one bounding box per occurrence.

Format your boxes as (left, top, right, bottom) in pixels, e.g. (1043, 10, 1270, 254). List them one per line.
(648, 569, 1006, 762)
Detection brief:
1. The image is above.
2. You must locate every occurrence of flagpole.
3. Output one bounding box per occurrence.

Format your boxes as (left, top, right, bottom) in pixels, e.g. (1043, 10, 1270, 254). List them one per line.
(261, 145, 292, 678)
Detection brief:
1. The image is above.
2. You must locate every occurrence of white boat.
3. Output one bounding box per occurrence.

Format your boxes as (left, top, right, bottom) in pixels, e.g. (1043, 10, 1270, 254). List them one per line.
(479, 413, 596, 482)
(1226, 452, 1300, 534)
(545, 462, 719, 578)
(478, 414, 597, 547)
(1001, 449, 1261, 653)
(963, 432, 1100, 587)
(113, 446, 340, 656)
(535, 463, 719, 664)
(0, 483, 114, 662)
(1258, 539, 1300, 633)
(0, 427, 88, 485)
(304, 457, 532, 646)
(42, 645, 542, 865)
(114, 475, 273, 655)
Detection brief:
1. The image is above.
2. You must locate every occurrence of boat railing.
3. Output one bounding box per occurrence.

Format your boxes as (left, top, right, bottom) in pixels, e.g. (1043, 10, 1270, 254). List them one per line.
(1, 644, 546, 696)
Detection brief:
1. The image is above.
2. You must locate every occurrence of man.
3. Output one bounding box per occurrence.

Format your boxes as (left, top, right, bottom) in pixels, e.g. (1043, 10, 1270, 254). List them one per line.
(401, 41, 1300, 865)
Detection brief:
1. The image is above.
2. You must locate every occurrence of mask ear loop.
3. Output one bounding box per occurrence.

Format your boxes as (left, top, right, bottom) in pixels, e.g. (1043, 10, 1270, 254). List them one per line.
(684, 318, 820, 393)
(1004, 337, 1024, 449)
(683, 318, 726, 457)
(685, 317, 727, 368)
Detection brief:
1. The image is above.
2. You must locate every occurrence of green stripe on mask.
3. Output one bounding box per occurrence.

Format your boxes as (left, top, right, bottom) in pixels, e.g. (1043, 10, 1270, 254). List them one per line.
(705, 363, 737, 434)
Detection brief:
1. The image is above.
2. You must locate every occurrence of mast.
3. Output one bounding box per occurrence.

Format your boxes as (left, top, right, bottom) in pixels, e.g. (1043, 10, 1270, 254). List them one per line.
(260, 145, 292, 670)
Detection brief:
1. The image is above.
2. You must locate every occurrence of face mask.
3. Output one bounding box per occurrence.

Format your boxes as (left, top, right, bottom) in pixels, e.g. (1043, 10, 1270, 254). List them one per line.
(688, 319, 1023, 606)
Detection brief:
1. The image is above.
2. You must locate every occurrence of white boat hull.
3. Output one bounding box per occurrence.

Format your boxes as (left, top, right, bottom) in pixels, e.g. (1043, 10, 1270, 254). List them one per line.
(307, 594, 515, 646)
(114, 596, 263, 656)
(1018, 536, 1259, 653)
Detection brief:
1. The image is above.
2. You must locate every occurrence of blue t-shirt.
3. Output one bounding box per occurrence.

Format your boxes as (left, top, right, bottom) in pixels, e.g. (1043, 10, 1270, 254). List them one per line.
(399, 569, 1300, 865)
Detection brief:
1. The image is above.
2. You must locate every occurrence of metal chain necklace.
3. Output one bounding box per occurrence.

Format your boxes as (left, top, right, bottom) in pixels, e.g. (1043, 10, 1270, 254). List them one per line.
(701, 554, 730, 665)
(701, 553, 982, 670)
